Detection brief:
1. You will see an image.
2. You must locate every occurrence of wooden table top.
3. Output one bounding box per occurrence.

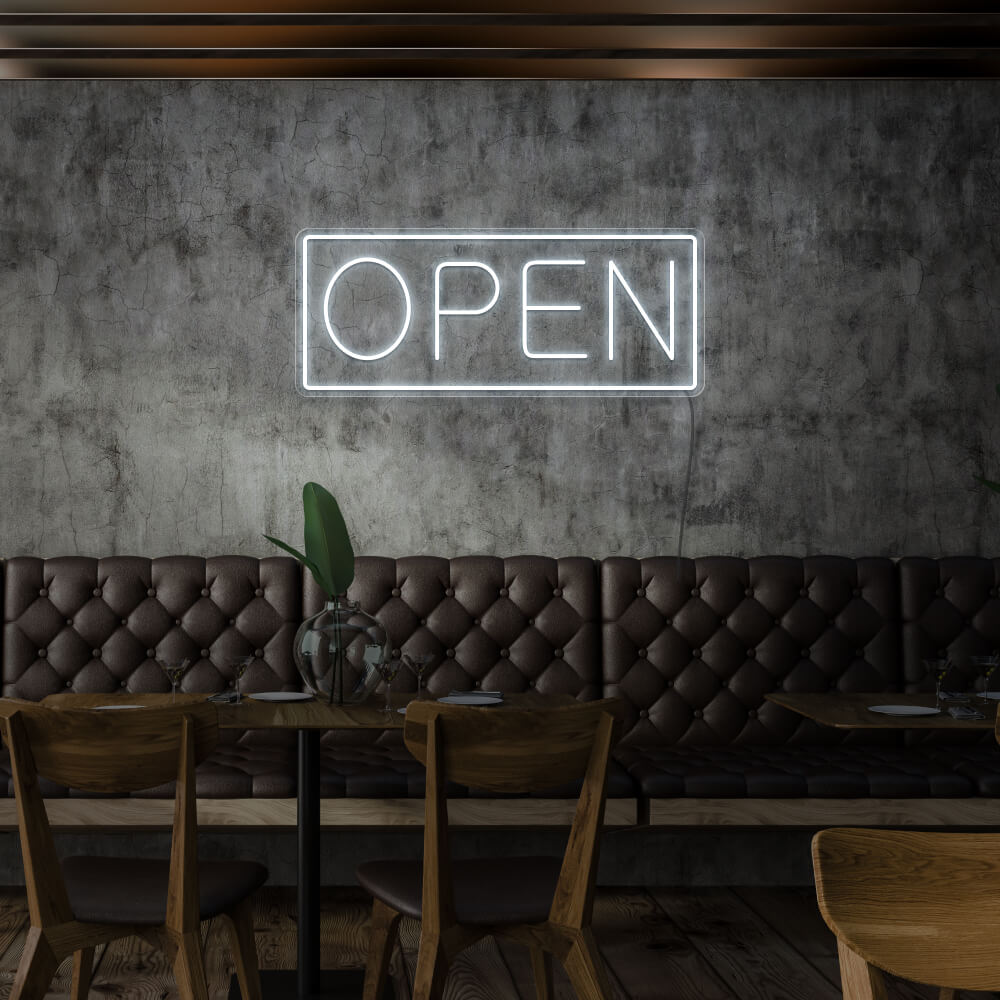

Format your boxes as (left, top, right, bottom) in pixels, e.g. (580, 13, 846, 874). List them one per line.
(37, 690, 577, 730)
(766, 691, 1000, 731)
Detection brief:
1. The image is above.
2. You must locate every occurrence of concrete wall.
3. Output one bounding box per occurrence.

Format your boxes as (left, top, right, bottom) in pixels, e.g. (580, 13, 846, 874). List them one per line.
(1, 80, 998, 560)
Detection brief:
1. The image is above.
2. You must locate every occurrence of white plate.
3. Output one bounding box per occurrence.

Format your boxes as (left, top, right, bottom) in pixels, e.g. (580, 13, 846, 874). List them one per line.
(981, 692, 1000, 700)
(249, 692, 314, 703)
(437, 693, 504, 706)
(93, 704, 145, 710)
(868, 704, 941, 717)
(397, 707, 408, 714)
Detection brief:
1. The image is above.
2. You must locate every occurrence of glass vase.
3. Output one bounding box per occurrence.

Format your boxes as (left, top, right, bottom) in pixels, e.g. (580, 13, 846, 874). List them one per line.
(294, 597, 389, 704)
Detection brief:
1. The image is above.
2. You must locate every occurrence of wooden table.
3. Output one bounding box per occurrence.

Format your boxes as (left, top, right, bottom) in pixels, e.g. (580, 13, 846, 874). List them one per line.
(41, 689, 572, 999)
(765, 691, 999, 730)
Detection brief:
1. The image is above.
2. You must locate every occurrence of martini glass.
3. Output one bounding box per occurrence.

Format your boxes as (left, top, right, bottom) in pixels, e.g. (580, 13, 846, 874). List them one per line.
(157, 657, 192, 704)
(971, 654, 1000, 707)
(231, 655, 254, 703)
(403, 653, 434, 700)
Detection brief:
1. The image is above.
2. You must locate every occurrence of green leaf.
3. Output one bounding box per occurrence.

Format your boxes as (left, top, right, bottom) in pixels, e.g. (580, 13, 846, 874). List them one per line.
(302, 482, 355, 596)
(263, 534, 333, 598)
(976, 476, 1000, 494)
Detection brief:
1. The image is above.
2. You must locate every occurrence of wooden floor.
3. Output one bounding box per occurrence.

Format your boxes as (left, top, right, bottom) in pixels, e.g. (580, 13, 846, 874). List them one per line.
(0, 886, 995, 1000)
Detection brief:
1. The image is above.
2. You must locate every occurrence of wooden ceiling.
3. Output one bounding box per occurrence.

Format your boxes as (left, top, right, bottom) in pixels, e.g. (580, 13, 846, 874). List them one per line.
(1, 3, 999, 79)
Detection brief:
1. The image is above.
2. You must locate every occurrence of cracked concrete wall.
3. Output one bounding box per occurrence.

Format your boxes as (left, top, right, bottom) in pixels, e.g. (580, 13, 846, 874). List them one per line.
(0, 80, 998, 560)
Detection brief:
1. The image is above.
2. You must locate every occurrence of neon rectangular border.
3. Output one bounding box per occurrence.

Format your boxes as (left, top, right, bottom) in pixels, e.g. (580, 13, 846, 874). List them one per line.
(298, 231, 702, 396)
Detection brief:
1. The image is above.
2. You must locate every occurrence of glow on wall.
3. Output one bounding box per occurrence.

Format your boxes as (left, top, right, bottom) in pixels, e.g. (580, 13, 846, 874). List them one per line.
(297, 231, 703, 396)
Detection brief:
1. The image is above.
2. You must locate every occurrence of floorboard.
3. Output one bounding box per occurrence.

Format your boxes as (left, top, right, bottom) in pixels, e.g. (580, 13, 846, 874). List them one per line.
(0, 887, 995, 1000)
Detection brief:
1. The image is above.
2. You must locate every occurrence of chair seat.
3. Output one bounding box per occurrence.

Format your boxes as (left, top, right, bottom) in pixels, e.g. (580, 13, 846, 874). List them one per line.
(614, 745, 975, 797)
(356, 856, 562, 925)
(61, 856, 268, 924)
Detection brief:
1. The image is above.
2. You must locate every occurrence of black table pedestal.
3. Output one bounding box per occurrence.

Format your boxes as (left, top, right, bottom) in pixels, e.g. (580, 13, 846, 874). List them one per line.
(230, 730, 392, 999)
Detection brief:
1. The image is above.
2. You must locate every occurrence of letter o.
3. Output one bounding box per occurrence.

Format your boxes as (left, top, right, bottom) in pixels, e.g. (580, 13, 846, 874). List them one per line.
(323, 257, 412, 361)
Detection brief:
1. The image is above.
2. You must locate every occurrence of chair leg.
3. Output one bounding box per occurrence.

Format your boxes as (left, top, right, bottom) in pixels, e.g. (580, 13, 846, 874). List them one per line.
(412, 929, 449, 1000)
(171, 929, 211, 1000)
(529, 944, 553, 1000)
(561, 928, 614, 1000)
(222, 899, 263, 1000)
(71, 946, 95, 1000)
(938, 991, 955, 1000)
(10, 927, 59, 1000)
(837, 939, 888, 1000)
(363, 898, 402, 1000)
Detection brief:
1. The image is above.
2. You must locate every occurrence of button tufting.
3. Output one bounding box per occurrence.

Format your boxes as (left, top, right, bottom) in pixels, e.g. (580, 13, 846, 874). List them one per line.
(829, 681, 837, 690)
(200, 588, 210, 597)
(146, 649, 155, 658)
(636, 587, 646, 597)
(93, 588, 102, 597)
(391, 649, 400, 657)
(229, 619, 236, 626)
(855, 649, 863, 657)
(391, 588, 401, 597)
(38, 588, 47, 597)
(692, 649, 701, 658)
(65, 680, 72, 688)
(553, 588, 562, 597)
(774, 619, 781, 626)
(420, 619, 427, 626)
(446, 648, 455, 658)
(939, 649, 947, 657)
(720, 618, 727, 626)
(473, 619, 480, 626)
(92, 649, 101, 658)
(121, 619, 128, 626)
(666, 679, 674, 687)
(748, 709, 757, 718)
(936, 589, 944, 597)
(799, 588, 808, 597)
(499, 588, 509, 597)
(639, 709, 648, 718)
(445, 588, 455, 597)
(38, 649, 46, 658)
(554, 649, 564, 658)
(639, 648, 647, 658)
(528, 619, 535, 626)
(745, 588, 753, 597)
(802, 649, 810, 658)
(664, 617, 672, 627)
(828, 619, 836, 626)
(147, 588, 156, 597)
(254, 649, 264, 658)
(691, 588, 700, 597)
(529, 679, 536, 687)
(201, 649, 210, 657)
(175, 619, 182, 626)
(501, 648, 510, 658)
(255, 588, 264, 597)
(120, 680, 127, 688)
(747, 649, 755, 658)
(853, 588, 862, 597)
(693, 709, 703, 718)
(66, 619, 72, 626)
(474, 680, 481, 687)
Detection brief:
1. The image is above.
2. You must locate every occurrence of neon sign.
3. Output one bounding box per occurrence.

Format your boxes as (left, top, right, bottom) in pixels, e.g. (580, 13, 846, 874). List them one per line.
(297, 231, 703, 396)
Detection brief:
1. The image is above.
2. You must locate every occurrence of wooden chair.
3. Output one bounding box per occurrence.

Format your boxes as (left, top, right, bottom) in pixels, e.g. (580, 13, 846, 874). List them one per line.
(813, 826, 1000, 1000)
(357, 697, 623, 1000)
(0, 701, 267, 1000)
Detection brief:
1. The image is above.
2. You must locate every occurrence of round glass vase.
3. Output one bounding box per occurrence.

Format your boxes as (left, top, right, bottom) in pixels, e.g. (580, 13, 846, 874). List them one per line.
(294, 597, 389, 705)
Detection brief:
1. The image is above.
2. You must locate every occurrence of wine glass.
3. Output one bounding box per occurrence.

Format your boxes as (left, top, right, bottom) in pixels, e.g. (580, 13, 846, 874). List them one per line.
(230, 655, 254, 703)
(403, 653, 434, 700)
(971, 654, 1000, 707)
(921, 658, 954, 710)
(378, 657, 402, 716)
(157, 657, 192, 703)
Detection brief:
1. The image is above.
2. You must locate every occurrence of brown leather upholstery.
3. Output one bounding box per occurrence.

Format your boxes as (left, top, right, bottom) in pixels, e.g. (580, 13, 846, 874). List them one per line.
(310, 555, 600, 751)
(356, 856, 561, 924)
(614, 744, 974, 798)
(61, 856, 268, 924)
(2, 556, 301, 698)
(601, 556, 899, 746)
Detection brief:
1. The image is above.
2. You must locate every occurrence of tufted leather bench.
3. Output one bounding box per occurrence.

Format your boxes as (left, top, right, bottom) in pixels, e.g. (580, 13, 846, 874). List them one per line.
(2, 552, 1000, 833)
(601, 556, 996, 819)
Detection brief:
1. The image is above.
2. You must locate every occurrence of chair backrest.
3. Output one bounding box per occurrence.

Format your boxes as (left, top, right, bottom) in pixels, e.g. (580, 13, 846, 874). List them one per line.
(0, 702, 217, 933)
(404, 698, 621, 793)
(404, 698, 623, 932)
(10, 701, 218, 793)
(813, 827, 1000, 992)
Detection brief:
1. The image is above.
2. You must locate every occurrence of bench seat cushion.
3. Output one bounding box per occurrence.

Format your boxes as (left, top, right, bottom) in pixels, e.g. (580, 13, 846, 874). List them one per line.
(936, 745, 1000, 796)
(614, 745, 975, 798)
(319, 744, 636, 799)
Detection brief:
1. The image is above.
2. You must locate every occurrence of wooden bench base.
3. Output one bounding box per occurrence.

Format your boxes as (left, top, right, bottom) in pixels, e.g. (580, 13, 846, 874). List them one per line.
(0, 797, 996, 831)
